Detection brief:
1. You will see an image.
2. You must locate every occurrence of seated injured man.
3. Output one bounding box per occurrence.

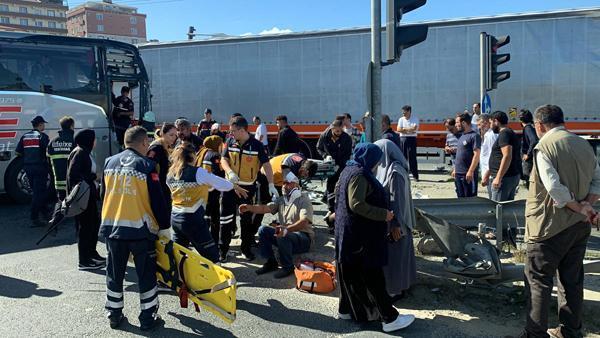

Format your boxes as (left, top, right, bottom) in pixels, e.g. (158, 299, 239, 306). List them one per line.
(239, 172, 314, 279)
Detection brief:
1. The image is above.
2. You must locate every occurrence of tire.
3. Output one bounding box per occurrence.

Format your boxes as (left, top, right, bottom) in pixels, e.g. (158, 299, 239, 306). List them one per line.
(5, 157, 32, 204)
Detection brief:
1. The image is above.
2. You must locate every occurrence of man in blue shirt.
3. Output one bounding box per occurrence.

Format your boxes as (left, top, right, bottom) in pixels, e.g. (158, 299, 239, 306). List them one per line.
(452, 113, 481, 197)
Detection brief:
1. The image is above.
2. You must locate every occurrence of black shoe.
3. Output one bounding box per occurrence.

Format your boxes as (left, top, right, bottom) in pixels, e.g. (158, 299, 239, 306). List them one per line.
(91, 252, 106, 264)
(140, 315, 164, 331)
(78, 260, 105, 271)
(241, 251, 255, 261)
(256, 259, 278, 275)
(109, 313, 125, 329)
(219, 252, 229, 263)
(274, 267, 295, 279)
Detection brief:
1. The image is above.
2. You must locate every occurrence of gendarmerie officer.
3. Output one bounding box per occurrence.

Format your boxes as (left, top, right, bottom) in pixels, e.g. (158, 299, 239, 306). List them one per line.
(47, 116, 75, 203)
(15, 115, 51, 227)
(100, 126, 170, 331)
(112, 86, 134, 147)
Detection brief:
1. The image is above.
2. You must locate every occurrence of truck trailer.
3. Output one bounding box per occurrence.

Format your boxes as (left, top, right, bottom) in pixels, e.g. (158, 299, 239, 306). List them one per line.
(139, 7, 600, 150)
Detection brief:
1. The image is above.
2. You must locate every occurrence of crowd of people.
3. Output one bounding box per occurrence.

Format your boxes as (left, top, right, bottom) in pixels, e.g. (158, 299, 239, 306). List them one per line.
(13, 101, 600, 336)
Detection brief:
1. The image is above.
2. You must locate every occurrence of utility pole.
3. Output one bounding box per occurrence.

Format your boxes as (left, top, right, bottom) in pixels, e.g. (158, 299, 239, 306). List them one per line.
(479, 32, 488, 110)
(368, 0, 382, 143)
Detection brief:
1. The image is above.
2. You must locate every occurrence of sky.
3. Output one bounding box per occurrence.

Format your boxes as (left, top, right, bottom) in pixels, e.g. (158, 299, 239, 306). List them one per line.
(66, 0, 600, 42)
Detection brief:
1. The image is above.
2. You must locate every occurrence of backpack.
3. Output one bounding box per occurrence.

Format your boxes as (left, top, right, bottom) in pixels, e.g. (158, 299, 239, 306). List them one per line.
(62, 180, 91, 217)
(294, 260, 336, 294)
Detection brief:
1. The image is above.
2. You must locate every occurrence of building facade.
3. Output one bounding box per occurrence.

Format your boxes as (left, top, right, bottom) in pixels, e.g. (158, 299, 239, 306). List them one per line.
(0, 0, 67, 35)
(67, 0, 146, 45)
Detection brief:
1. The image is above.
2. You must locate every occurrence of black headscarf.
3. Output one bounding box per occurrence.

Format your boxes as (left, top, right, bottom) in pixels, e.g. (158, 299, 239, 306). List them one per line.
(74, 129, 95, 153)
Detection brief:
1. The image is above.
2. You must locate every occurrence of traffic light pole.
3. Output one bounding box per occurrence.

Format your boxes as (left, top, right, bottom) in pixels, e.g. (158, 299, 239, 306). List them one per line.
(479, 32, 488, 110)
(368, 0, 382, 143)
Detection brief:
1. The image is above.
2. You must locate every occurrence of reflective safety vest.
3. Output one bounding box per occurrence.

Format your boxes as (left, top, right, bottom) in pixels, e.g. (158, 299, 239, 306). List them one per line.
(167, 166, 209, 214)
(224, 137, 266, 185)
(47, 129, 75, 193)
(270, 153, 306, 187)
(194, 148, 222, 176)
(100, 149, 160, 240)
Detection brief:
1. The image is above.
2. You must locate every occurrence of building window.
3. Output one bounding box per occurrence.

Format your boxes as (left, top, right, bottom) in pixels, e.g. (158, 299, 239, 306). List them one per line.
(132, 39, 138, 44)
(59, 12, 65, 17)
(59, 23, 64, 28)
(47, 10, 55, 17)
(0, 5, 8, 12)
(130, 16, 137, 24)
(34, 9, 42, 15)
(19, 7, 27, 14)
(0, 17, 9, 24)
(20, 19, 28, 26)
(131, 27, 138, 35)
(36, 21, 43, 27)
(97, 24, 104, 32)
(48, 22, 56, 28)
(96, 13, 103, 20)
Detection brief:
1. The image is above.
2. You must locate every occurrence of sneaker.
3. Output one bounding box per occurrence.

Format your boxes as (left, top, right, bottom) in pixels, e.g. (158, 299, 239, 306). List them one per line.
(255, 259, 278, 275)
(547, 327, 566, 338)
(241, 251, 255, 261)
(273, 267, 294, 279)
(337, 313, 352, 320)
(382, 314, 415, 333)
(109, 313, 125, 329)
(140, 314, 165, 331)
(91, 253, 106, 264)
(78, 260, 106, 271)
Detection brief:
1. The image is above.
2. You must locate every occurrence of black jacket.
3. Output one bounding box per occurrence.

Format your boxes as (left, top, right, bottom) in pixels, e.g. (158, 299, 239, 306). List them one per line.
(381, 128, 402, 150)
(273, 126, 301, 156)
(15, 129, 50, 167)
(47, 129, 75, 193)
(316, 128, 353, 167)
(521, 124, 539, 158)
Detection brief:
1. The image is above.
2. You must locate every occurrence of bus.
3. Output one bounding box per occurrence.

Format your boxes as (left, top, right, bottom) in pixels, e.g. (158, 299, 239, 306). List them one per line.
(0, 32, 151, 203)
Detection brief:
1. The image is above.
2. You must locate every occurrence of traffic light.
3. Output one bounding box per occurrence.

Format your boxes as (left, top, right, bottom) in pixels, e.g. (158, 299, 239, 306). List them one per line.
(487, 34, 510, 90)
(187, 26, 196, 40)
(386, 0, 429, 62)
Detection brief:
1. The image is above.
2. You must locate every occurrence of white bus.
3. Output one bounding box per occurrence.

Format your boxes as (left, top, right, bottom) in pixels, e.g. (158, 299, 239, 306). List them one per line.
(0, 32, 152, 203)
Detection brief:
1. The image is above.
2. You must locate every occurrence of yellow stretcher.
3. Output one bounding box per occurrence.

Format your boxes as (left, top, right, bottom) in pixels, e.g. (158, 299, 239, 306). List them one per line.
(155, 236, 237, 324)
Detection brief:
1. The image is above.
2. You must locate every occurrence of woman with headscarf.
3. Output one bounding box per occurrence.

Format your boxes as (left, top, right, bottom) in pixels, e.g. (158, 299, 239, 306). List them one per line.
(147, 123, 177, 211)
(374, 139, 417, 299)
(67, 129, 103, 270)
(334, 143, 415, 333)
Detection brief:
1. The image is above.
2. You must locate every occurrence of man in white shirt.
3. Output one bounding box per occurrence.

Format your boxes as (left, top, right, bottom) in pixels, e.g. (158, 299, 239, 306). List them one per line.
(253, 116, 269, 154)
(477, 114, 498, 198)
(396, 105, 419, 181)
(471, 102, 481, 133)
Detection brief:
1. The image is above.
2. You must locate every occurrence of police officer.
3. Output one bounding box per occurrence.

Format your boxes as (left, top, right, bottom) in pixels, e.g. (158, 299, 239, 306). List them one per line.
(220, 116, 278, 262)
(99, 126, 170, 331)
(15, 115, 51, 227)
(47, 116, 75, 204)
(196, 108, 216, 141)
(112, 86, 134, 147)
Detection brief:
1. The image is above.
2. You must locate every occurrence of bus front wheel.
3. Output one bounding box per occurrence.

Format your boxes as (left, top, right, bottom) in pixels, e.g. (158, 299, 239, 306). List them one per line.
(5, 158, 32, 204)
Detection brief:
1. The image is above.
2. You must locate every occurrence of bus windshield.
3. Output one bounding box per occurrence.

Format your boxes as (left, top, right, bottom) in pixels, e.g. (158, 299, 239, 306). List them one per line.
(0, 42, 99, 95)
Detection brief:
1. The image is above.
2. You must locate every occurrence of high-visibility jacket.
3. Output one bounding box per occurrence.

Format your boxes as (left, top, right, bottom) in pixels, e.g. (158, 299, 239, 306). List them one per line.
(100, 148, 170, 240)
(47, 129, 75, 194)
(270, 153, 306, 187)
(222, 137, 268, 186)
(167, 166, 210, 214)
(195, 148, 223, 177)
(15, 129, 50, 167)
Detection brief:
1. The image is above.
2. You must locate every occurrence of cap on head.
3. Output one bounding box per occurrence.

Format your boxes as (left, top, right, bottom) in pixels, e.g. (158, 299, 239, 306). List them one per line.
(31, 115, 48, 126)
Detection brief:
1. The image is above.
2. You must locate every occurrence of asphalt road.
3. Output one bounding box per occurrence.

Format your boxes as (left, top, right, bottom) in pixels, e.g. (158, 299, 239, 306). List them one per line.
(1, 178, 599, 337)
